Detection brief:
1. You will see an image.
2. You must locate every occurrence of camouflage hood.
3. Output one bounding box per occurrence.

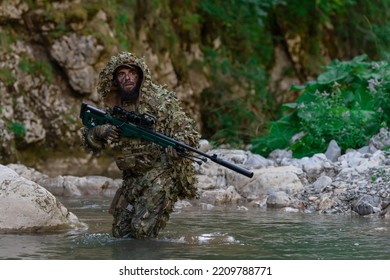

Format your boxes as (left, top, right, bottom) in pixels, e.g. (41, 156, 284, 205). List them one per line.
(97, 52, 152, 108)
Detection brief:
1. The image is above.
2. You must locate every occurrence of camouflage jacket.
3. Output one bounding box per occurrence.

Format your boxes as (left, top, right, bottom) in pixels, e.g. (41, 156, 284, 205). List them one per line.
(82, 52, 200, 199)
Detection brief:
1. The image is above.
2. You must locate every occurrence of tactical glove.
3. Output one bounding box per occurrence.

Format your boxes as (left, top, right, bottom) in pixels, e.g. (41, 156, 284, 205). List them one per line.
(92, 124, 121, 142)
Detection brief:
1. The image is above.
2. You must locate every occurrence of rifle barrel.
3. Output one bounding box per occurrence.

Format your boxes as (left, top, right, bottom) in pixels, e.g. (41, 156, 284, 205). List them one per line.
(151, 131, 253, 178)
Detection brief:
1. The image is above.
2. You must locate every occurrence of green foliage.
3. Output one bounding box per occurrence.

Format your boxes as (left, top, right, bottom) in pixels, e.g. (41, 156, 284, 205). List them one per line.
(199, 0, 278, 145)
(200, 0, 275, 65)
(104, 0, 181, 52)
(18, 57, 54, 83)
(332, 0, 390, 60)
(110, 0, 137, 51)
(8, 121, 26, 138)
(115, 12, 131, 51)
(0, 67, 16, 87)
(269, 0, 358, 76)
(251, 55, 390, 158)
(201, 48, 271, 146)
(0, 26, 16, 52)
(276, 0, 356, 30)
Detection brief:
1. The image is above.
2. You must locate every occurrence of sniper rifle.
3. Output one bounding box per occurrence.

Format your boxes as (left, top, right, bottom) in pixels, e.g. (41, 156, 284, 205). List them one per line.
(79, 102, 254, 178)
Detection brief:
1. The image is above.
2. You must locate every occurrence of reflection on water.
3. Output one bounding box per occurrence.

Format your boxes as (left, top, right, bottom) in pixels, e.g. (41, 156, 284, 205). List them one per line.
(1, 195, 390, 260)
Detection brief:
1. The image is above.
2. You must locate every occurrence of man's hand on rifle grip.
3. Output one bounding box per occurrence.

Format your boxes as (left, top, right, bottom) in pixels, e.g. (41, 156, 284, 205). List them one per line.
(93, 124, 121, 143)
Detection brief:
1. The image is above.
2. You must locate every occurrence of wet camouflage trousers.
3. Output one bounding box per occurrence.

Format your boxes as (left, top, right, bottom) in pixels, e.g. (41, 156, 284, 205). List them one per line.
(111, 167, 176, 239)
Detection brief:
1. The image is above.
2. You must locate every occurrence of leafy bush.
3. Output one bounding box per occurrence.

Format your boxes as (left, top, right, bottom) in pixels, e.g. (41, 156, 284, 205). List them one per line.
(251, 55, 390, 158)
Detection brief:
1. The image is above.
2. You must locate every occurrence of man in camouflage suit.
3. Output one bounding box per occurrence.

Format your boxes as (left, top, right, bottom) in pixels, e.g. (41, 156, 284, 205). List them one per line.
(82, 52, 199, 238)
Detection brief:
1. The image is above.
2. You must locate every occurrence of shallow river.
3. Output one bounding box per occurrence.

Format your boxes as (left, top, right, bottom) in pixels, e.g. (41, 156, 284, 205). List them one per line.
(1, 195, 390, 260)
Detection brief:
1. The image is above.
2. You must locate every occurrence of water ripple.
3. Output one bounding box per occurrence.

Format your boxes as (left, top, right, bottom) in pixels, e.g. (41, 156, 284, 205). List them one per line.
(162, 232, 240, 245)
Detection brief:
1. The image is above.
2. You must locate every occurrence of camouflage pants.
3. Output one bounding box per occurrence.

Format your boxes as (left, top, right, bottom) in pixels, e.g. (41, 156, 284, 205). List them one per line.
(111, 168, 177, 238)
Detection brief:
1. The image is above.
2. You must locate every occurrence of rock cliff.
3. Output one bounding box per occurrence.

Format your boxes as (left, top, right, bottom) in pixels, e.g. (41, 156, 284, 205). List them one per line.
(0, 0, 210, 173)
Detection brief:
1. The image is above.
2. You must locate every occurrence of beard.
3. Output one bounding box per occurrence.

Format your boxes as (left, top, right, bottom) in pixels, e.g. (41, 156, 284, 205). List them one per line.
(119, 85, 140, 103)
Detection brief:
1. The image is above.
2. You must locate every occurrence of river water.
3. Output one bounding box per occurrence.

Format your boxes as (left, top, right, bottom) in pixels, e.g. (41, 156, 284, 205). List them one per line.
(1, 195, 390, 260)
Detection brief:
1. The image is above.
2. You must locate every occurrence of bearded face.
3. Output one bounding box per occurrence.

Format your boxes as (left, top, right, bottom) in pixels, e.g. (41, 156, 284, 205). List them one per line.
(115, 66, 141, 103)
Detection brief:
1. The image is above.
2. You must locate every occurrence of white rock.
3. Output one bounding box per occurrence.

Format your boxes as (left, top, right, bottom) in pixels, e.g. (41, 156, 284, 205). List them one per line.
(0, 164, 86, 233)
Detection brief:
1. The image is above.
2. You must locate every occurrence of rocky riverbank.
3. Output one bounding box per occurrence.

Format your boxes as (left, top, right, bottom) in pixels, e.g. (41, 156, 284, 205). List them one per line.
(1, 128, 390, 233)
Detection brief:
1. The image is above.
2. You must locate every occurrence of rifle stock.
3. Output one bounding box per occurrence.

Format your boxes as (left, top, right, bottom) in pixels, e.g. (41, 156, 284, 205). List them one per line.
(80, 102, 254, 178)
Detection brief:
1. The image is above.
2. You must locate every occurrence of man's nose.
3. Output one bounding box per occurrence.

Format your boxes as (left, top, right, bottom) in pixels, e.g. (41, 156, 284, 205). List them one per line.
(124, 73, 135, 80)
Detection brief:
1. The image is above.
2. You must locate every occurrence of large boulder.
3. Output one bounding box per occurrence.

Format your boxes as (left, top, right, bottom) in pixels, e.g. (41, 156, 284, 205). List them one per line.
(0, 164, 86, 233)
(237, 166, 304, 200)
(7, 163, 121, 196)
